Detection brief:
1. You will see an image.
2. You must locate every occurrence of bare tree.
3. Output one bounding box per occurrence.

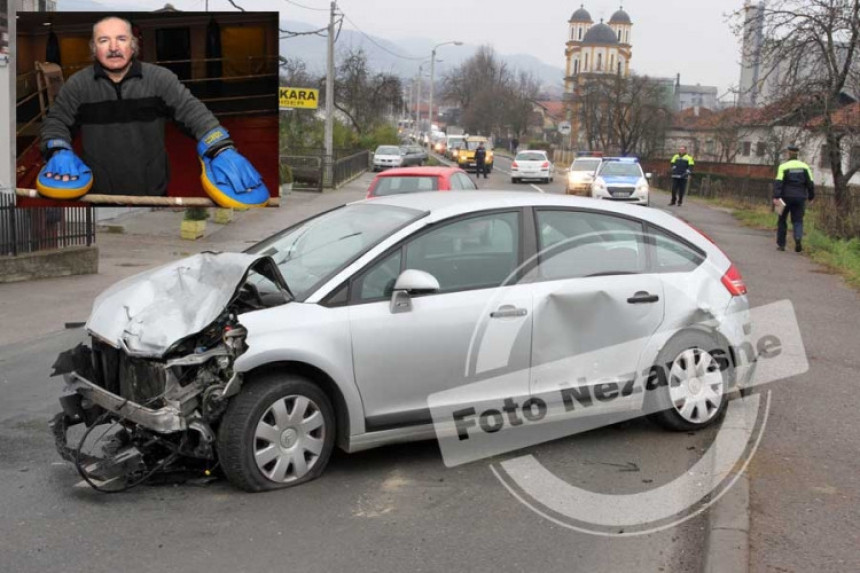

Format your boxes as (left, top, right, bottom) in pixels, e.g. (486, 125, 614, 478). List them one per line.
(333, 49, 402, 136)
(279, 57, 322, 151)
(733, 0, 860, 206)
(504, 71, 541, 141)
(441, 46, 513, 135)
(577, 74, 672, 156)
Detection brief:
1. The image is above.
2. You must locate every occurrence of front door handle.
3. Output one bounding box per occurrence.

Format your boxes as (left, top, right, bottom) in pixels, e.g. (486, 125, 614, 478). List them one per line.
(627, 291, 659, 304)
(490, 305, 528, 318)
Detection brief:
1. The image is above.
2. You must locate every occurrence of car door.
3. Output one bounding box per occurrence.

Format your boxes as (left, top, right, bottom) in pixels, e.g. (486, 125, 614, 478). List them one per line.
(348, 210, 533, 430)
(527, 208, 666, 415)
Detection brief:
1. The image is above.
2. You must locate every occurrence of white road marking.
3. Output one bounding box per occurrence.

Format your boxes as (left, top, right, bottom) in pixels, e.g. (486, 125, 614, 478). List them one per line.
(530, 184, 545, 193)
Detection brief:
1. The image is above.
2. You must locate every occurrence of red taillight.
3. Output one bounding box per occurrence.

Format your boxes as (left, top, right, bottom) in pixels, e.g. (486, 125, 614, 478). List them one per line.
(721, 264, 747, 296)
(541, 161, 549, 168)
(686, 222, 747, 296)
(512, 161, 519, 169)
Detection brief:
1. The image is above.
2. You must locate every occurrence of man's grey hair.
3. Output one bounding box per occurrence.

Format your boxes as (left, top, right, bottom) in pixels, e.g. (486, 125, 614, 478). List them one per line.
(89, 16, 139, 59)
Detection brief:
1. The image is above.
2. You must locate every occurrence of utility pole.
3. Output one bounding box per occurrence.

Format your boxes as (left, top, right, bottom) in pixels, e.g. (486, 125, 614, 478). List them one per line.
(428, 41, 462, 136)
(324, 1, 336, 186)
(415, 64, 423, 135)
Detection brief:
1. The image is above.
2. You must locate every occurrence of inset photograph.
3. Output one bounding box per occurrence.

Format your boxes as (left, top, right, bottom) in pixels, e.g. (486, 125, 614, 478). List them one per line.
(15, 11, 279, 208)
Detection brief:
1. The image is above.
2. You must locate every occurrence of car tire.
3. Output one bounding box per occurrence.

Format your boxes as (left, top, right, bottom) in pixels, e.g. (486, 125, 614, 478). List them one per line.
(647, 331, 731, 432)
(218, 373, 336, 492)
(511, 178, 518, 184)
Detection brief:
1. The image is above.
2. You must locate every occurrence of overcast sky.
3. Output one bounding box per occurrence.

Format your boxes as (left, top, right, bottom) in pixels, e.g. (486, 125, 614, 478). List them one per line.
(77, 0, 748, 96)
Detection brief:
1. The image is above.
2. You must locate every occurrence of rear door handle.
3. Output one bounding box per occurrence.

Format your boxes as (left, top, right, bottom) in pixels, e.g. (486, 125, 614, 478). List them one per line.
(627, 291, 659, 304)
(490, 305, 528, 318)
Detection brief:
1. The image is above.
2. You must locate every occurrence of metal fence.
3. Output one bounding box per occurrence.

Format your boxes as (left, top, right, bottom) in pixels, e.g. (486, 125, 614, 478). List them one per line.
(333, 151, 370, 188)
(280, 148, 369, 192)
(0, 193, 95, 257)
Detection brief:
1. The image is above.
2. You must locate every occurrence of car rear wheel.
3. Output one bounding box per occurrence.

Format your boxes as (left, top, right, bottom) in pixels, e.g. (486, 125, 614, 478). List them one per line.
(218, 374, 335, 491)
(648, 332, 730, 432)
(512, 178, 518, 184)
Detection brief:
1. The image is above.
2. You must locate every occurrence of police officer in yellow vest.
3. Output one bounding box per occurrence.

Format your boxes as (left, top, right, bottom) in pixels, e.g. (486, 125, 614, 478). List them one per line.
(669, 146, 695, 206)
(773, 145, 815, 252)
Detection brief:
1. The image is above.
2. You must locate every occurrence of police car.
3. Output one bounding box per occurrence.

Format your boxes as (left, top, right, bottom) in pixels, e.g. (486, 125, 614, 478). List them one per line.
(590, 157, 651, 206)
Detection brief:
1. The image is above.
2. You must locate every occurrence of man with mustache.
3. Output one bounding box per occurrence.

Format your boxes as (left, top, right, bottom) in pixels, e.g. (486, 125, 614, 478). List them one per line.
(37, 16, 268, 207)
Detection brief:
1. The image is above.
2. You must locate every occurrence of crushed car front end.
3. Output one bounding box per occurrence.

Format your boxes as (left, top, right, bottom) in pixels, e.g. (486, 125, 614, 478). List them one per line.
(50, 252, 291, 491)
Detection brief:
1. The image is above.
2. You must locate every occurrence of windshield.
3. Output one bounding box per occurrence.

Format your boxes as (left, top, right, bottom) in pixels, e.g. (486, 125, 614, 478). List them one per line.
(248, 204, 423, 299)
(516, 152, 547, 162)
(447, 137, 464, 147)
(571, 159, 601, 172)
(599, 162, 643, 178)
(465, 140, 487, 150)
(373, 176, 439, 195)
(376, 146, 401, 155)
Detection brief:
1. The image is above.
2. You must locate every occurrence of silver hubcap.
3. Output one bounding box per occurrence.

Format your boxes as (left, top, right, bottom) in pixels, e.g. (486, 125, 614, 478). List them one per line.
(668, 348, 724, 424)
(254, 395, 325, 483)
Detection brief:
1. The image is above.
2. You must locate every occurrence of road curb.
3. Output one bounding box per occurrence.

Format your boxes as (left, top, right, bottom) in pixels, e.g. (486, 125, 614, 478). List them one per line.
(704, 467, 750, 573)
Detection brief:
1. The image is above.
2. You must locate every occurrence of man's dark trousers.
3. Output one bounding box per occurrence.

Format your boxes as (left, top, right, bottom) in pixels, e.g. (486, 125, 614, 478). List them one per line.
(777, 197, 806, 248)
(671, 177, 687, 205)
(476, 162, 487, 178)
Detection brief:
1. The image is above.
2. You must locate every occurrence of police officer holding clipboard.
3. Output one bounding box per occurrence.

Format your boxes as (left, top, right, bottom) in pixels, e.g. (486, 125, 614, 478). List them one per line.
(773, 144, 815, 252)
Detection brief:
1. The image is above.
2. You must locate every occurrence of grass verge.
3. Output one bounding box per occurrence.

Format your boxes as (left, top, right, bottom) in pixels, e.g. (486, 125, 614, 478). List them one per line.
(696, 195, 860, 290)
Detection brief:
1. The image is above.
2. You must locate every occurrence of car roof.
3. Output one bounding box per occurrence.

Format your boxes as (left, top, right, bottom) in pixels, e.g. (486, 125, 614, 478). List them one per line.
(356, 191, 671, 228)
(374, 166, 463, 177)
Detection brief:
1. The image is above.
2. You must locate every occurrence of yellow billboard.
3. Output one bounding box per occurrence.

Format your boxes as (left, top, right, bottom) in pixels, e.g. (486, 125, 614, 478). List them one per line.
(279, 87, 320, 109)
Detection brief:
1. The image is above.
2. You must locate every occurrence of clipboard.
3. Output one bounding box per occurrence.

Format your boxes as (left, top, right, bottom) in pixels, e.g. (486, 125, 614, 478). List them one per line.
(774, 198, 786, 216)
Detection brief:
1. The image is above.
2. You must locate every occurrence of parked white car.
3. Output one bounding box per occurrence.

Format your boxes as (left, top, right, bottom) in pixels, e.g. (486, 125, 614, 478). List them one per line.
(511, 150, 554, 184)
(372, 145, 404, 171)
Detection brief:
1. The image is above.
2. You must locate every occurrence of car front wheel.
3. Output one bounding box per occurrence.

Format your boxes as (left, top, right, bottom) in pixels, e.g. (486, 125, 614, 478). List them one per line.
(647, 332, 730, 432)
(218, 374, 335, 491)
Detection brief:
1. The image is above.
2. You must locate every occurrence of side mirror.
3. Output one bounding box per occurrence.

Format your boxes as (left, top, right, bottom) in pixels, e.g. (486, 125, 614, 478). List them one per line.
(390, 269, 440, 313)
(645, 173, 652, 179)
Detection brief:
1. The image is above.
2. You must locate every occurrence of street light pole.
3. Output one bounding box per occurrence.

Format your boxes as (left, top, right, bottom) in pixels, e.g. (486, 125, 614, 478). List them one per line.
(428, 41, 462, 135)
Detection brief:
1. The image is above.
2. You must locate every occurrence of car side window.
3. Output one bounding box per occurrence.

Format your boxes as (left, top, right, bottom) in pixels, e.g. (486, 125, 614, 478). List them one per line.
(354, 249, 403, 302)
(449, 174, 463, 191)
(404, 212, 520, 292)
(649, 227, 705, 273)
(457, 173, 478, 190)
(535, 210, 646, 279)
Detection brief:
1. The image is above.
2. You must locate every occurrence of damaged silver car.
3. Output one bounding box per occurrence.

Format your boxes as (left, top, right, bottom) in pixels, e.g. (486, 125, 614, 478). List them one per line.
(52, 193, 755, 492)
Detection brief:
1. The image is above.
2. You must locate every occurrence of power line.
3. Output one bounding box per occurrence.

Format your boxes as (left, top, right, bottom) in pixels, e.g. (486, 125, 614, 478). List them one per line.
(225, 0, 245, 11)
(284, 0, 329, 11)
(280, 23, 331, 39)
(340, 12, 425, 61)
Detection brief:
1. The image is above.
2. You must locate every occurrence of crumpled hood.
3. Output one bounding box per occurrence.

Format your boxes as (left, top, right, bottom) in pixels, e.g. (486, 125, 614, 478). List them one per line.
(86, 252, 273, 358)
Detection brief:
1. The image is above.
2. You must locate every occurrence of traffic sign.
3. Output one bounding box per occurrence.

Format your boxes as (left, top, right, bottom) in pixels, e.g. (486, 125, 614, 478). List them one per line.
(558, 121, 571, 135)
(279, 87, 319, 110)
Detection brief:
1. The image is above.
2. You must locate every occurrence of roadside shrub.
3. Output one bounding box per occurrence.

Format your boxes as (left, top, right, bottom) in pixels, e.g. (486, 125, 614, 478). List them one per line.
(359, 124, 400, 151)
(526, 140, 552, 152)
(813, 194, 860, 240)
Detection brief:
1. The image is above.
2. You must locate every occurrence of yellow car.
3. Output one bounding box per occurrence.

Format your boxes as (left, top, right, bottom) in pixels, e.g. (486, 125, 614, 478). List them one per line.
(456, 136, 494, 173)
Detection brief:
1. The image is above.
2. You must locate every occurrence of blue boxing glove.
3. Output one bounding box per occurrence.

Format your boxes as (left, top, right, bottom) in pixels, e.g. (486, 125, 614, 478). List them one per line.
(36, 139, 93, 200)
(197, 127, 269, 208)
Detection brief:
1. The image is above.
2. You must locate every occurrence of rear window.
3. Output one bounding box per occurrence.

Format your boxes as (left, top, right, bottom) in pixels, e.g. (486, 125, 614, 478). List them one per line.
(571, 159, 601, 172)
(373, 176, 439, 196)
(516, 152, 547, 162)
(376, 146, 401, 155)
(649, 227, 706, 273)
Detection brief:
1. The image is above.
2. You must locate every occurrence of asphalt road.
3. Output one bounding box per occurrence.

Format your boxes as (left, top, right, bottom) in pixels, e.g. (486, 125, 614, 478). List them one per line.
(5, 162, 855, 572)
(0, 170, 723, 573)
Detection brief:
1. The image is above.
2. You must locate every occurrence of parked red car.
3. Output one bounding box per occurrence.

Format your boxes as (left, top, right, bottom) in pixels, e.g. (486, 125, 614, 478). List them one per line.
(366, 166, 477, 198)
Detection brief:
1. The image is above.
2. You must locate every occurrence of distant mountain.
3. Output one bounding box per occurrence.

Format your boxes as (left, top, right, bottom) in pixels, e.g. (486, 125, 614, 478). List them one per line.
(281, 21, 565, 98)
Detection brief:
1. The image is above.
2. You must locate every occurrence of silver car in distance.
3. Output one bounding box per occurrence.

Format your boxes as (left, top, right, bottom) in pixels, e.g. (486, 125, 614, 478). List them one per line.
(52, 192, 753, 492)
